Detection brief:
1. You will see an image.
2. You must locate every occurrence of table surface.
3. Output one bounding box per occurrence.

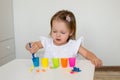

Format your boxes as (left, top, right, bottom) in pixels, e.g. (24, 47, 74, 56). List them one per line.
(0, 59, 95, 80)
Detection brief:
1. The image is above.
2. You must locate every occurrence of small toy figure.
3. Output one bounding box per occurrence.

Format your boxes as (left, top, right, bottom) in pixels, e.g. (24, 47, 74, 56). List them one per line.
(72, 67, 81, 72)
(70, 66, 81, 74)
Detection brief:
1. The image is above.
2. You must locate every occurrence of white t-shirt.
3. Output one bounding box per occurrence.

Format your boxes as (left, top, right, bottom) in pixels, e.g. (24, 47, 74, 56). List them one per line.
(40, 36, 83, 58)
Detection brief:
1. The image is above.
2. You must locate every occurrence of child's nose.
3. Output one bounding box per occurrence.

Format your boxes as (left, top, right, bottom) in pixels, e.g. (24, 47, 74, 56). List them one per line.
(56, 32, 60, 37)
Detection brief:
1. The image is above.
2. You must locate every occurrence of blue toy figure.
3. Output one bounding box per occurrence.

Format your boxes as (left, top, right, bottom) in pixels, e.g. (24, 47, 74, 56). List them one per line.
(72, 67, 81, 72)
(29, 43, 39, 67)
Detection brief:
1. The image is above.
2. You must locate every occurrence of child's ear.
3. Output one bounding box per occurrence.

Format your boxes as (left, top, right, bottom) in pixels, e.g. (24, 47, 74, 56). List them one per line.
(70, 31, 73, 36)
(70, 34, 72, 36)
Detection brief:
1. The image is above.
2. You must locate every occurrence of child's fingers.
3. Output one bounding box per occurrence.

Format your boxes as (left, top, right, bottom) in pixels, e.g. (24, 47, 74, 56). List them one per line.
(94, 59, 103, 67)
(29, 43, 39, 53)
(91, 58, 103, 67)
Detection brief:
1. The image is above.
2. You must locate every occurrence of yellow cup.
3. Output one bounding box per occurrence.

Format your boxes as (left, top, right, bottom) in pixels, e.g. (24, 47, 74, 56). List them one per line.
(41, 58, 48, 68)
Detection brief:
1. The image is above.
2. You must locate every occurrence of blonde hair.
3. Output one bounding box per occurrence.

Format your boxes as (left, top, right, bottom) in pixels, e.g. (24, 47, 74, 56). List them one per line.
(50, 10, 76, 40)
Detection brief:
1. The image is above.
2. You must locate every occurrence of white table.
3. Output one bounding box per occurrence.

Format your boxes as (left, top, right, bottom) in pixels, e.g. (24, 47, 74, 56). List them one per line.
(0, 59, 95, 80)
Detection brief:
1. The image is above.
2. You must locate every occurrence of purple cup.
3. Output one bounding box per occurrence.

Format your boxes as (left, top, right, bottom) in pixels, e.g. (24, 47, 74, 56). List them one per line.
(69, 57, 76, 67)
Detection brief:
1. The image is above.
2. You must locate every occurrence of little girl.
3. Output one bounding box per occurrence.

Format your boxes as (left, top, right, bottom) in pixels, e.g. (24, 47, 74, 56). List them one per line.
(26, 10, 102, 67)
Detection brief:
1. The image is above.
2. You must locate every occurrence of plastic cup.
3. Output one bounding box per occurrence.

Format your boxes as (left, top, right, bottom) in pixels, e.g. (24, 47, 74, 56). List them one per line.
(41, 58, 48, 68)
(32, 57, 39, 67)
(61, 58, 68, 68)
(69, 57, 76, 67)
(52, 58, 59, 68)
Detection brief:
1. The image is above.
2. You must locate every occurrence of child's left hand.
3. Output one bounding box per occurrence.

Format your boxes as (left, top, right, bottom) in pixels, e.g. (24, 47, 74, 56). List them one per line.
(91, 58, 103, 67)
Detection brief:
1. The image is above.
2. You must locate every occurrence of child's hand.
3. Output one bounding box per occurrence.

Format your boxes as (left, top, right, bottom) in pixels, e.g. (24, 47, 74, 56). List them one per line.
(26, 42, 39, 54)
(91, 58, 103, 68)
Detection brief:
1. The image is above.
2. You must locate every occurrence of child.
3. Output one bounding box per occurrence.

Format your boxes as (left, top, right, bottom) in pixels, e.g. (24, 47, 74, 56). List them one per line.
(26, 10, 102, 67)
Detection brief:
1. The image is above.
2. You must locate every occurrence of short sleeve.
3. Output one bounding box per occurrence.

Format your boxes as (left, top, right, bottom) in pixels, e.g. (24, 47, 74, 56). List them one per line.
(74, 36, 84, 54)
(40, 36, 51, 48)
(77, 36, 84, 46)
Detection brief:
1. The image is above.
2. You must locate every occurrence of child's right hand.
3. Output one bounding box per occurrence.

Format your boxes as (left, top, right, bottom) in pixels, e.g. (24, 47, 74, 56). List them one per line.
(26, 42, 39, 54)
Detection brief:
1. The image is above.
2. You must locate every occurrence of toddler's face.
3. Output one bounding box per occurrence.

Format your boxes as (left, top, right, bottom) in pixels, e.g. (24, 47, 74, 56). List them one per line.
(51, 20, 71, 46)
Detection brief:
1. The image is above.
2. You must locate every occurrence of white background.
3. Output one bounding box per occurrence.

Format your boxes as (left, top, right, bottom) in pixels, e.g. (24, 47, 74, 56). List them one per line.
(13, 0, 120, 65)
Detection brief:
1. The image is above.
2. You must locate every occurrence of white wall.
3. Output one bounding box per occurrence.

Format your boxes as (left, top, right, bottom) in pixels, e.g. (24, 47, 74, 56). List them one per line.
(13, 0, 120, 65)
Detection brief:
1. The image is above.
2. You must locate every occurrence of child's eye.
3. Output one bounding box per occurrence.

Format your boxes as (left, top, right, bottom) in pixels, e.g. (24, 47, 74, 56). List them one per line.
(53, 31, 57, 33)
(61, 32, 65, 34)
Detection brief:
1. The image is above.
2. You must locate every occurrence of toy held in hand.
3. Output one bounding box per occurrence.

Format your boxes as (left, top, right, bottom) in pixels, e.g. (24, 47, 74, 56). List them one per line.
(29, 43, 39, 67)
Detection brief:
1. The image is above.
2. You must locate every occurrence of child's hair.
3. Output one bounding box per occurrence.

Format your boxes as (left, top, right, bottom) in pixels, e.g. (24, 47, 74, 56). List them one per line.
(50, 10, 76, 40)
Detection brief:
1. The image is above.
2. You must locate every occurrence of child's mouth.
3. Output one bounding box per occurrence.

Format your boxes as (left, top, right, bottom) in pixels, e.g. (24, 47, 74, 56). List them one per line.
(56, 39, 61, 41)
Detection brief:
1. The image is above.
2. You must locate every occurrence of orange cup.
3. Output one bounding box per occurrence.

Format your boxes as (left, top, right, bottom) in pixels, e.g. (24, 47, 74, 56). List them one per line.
(61, 58, 68, 68)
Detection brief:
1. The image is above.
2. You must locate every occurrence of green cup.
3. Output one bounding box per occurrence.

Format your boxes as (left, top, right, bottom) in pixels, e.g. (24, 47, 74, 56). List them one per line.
(52, 58, 59, 68)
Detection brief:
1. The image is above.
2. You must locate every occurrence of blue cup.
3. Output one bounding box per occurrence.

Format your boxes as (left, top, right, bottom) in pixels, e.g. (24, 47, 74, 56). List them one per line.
(32, 57, 39, 67)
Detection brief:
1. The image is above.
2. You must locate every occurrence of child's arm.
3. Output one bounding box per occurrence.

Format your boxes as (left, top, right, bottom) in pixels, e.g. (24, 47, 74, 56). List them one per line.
(78, 46, 103, 67)
(26, 41, 43, 54)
